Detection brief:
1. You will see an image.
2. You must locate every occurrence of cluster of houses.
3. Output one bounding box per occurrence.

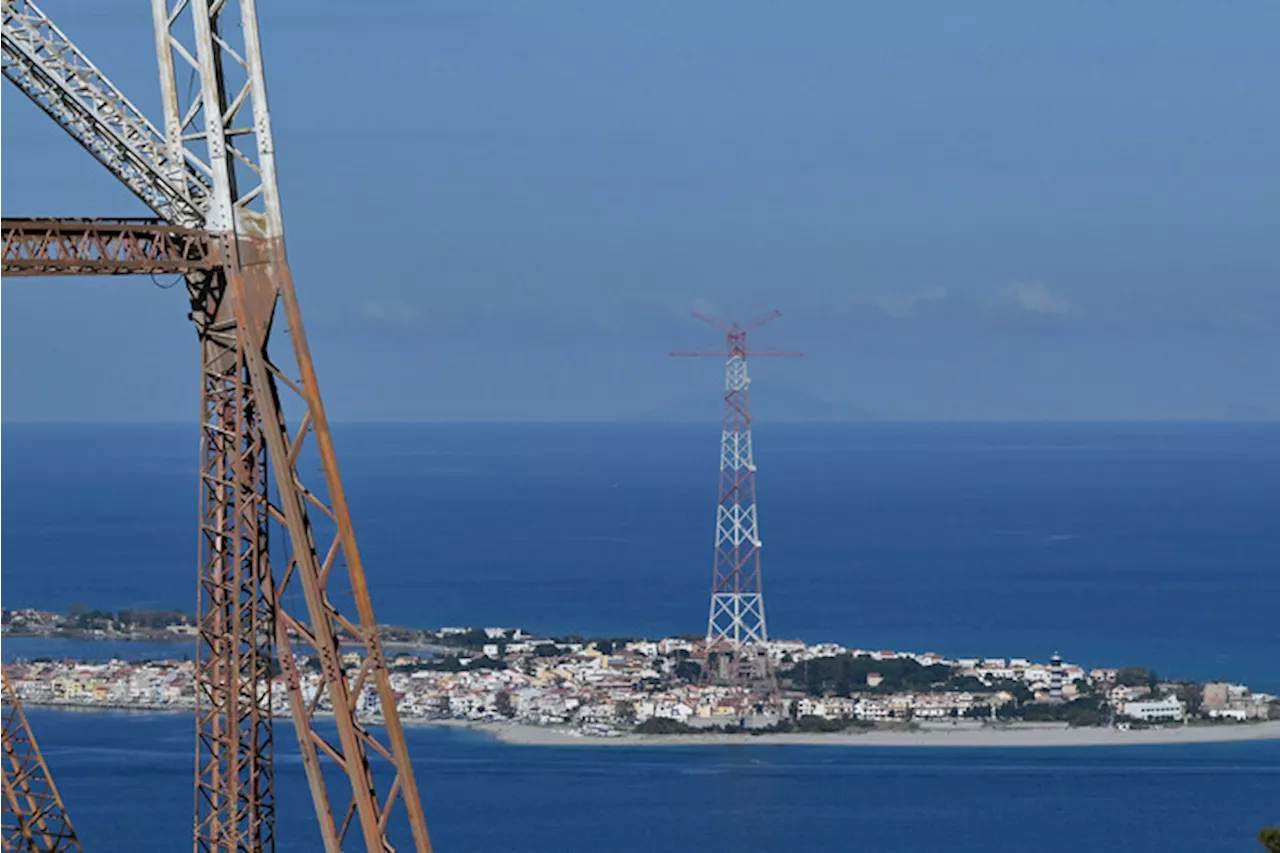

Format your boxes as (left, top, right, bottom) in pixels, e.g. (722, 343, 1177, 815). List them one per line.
(6, 659, 193, 708)
(2, 608, 65, 632)
(5, 631, 1274, 733)
(2, 607, 198, 639)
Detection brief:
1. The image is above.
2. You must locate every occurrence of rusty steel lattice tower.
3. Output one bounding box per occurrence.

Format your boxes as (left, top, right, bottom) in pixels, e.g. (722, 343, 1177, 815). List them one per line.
(1, 1, 432, 851)
(671, 311, 800, 693)
(2, 671, 81, 852)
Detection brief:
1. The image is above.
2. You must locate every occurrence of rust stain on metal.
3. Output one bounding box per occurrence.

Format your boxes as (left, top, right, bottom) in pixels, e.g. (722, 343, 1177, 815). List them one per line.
(2, 669, 83, 853)
(1, 217, 221, 276)
(1, 226, 436, 852)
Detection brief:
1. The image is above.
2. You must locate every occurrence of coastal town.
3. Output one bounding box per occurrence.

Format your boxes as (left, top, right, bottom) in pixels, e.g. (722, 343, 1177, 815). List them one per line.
(4, 607, 1276, 736)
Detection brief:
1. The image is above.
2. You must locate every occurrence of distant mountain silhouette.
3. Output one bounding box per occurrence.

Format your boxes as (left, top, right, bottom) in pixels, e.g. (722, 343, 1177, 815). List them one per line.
(630, 384, 875, 423)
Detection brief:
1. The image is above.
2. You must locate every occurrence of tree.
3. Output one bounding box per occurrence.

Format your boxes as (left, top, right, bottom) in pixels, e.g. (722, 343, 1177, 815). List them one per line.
(794, 715, 848, 733)
(1173, 683, 1203, 717)
(635, 717, 693, 735)
(494, 690, 514, 718)
(989, 678, 1034, 705)
(785, 654, 956, 697)
(1022, 697, 1105, 727)
(674, 660, 702, 683)
(1116, 666, 1157, 686)
(1258, 827, 1280, 853)
(615, 700, 635, 722)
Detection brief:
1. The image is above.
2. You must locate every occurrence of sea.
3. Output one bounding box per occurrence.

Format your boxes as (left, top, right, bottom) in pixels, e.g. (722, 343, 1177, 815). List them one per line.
(2, 421, 1278, 850)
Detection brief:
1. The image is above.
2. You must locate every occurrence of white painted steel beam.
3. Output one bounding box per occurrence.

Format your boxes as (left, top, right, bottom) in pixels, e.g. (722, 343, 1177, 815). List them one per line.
(1, 0, 211, 226)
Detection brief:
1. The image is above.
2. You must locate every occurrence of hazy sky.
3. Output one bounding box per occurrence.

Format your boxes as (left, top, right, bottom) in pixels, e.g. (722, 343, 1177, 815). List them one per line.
(2, 1, 1277, 421)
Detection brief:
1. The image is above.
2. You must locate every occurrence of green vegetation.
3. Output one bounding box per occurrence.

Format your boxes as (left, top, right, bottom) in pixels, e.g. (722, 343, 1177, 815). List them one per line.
(982, 678, 1034, 704)
(674, 660, 703, 683)
(631, 717, 877, 736)
(945, 675, 988, 692)
(1020, 698, 1105, 727)
(1115, 667, 1158, 688)
(796, 715, 871, 733)
(391, 655, 508, 673)
(1259, 827, 1280, 853)
(1172, 682, 1202, 716)
(634, 717, 696, 735)
(112, 609, 191, 629)
(754, 717, 874, 735)
(785, 655, 955, 697)
(434, 628, 494, 649)
(378, 625, 424, 644)
(50, 604, 193, 632)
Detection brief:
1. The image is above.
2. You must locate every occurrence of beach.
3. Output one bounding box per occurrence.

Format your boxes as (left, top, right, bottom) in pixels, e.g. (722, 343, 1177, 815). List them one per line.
(460, 719, 1280, 748)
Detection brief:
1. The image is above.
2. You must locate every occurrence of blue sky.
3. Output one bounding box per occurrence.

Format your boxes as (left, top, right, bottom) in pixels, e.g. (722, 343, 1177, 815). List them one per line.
(2, 0, 1277, 421)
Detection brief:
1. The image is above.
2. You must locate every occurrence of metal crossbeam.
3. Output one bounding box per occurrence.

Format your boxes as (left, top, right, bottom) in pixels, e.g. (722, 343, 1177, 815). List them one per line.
(1, 217, 221, 276)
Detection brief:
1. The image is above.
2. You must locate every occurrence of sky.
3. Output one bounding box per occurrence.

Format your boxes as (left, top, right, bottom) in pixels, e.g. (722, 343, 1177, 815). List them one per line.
(2, 0, 1278, 421)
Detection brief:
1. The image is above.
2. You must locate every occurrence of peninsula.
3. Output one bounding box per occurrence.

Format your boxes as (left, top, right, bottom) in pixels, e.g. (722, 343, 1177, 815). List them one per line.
(4, 607, 1277, 746)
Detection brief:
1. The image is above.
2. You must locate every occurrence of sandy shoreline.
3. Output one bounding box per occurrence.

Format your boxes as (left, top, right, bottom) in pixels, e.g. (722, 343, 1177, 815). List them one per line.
(443, 719, 1280, 748)
(23, 703, 1280, 748)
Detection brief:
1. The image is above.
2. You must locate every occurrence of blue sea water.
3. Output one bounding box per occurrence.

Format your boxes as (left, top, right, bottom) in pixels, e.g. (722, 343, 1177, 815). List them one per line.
(3, 422, 1279, 850)
(3, 421, 1277, 690)
(19, 708, 1280, 853)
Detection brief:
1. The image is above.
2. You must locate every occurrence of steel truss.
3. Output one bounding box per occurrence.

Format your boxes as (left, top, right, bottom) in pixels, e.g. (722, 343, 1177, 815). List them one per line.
(1, 670, 82, 853)
(1, 218, 220, 276)
(1, 0, 433, 850)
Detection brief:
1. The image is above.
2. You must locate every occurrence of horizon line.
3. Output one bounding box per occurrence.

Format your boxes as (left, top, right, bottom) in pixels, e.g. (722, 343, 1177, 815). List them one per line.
(4, 417, 1280, 426)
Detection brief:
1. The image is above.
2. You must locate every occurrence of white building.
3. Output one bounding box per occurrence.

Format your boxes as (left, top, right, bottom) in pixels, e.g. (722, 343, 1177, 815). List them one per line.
(796, 697, 853, 720)
(1123, 696, 1184, 723)
(1207, 708, 1249, 721)
(658, 638, 694, 655)
(853, 700, 891, 721)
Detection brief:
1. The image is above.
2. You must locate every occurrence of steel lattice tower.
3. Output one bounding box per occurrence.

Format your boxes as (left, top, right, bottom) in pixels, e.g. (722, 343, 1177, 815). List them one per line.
(1, 670, 82, 853)
(672, 311, 800, 694)
(1, 0, 432, 849)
